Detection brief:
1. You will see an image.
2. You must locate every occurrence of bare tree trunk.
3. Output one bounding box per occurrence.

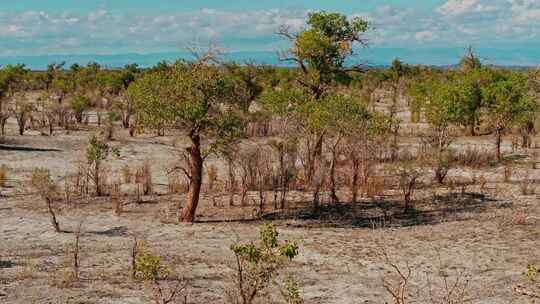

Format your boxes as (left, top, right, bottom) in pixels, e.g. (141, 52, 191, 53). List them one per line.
(329, 141, 340, 204)
(180, 134, 203, 223)
(46, 197, 61, 233)
(17, 116, 26, 135)
(0, 116, 7, 135)
(311, 133, 324, 210)
(350, 155, 360, 204)
(496, 129, 502, 162)
(95, 161, 102, 197)
(122, 110, 131, 129)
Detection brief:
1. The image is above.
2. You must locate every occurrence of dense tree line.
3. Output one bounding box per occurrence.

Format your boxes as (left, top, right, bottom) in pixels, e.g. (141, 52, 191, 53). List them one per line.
(1, 11, 539, 223)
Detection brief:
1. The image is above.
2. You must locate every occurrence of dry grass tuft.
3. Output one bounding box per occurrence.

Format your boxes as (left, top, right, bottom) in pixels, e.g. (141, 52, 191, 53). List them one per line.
(0, 164, 7, 187)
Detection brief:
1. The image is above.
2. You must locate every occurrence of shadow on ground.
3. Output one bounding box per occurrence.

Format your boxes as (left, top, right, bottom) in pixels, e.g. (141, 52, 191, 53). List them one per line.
(256, 191, 508, 229)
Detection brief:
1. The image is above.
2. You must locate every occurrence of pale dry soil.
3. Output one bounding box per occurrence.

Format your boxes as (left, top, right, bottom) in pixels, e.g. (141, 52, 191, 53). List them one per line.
(0, 118, 539, 304)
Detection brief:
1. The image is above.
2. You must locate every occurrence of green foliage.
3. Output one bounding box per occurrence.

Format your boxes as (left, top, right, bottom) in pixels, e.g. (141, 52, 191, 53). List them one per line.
(281, 11, 370, 93)
(280, 276, 304, 304)
(70, 95, 90, 122)
(135, 243, 170, 281)
(0, 64, 30, 98)
(229, 223, 300, 304)
(524, 264, 539, 283)
(296, 11, 369, 74)
(482, 71, 538, 132)
(129, 61, 246, 150)
(86, 134, 114, 164)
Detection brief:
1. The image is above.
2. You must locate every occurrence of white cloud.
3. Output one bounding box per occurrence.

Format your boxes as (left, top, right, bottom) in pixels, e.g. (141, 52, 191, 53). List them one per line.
(0, 4, 538, 56)
(415, 31, 437, 41)
(437, 0, 480, 16)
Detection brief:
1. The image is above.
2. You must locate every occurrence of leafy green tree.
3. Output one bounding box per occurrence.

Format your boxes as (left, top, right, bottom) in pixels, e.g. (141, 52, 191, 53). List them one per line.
(0, 65, 30, 135)
(482, 72, 538, 161)
(411, 79, 462, 183)
(10, 96, 34, 136)
(129, 58, 246, 223)
(302, 94, 372, 203)
(278, 11, 370, 99)
(275, 11, 370, 207)
(70, 95, 91, 123)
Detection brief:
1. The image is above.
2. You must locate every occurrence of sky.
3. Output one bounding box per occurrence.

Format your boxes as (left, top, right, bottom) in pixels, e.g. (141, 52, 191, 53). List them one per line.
(0, 0, 539, 66)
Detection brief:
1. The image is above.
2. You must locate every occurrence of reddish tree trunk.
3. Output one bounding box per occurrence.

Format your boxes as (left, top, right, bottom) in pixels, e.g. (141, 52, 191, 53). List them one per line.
(180, 134, 203, 223)
(496, 129, 502, 162)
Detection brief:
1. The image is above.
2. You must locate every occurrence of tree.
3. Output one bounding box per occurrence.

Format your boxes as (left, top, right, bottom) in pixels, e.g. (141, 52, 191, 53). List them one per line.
(129, 56, 246, 223)
(10, 95, 33, 136)
(279, 11, 370, 99)
(115, 64, 140, 129)
(0, 64, 29, 135)
(303, 94, 372, 204)
(411, 79, 462, 183)
(459, 46, 481, 73)
(276, 11, 370, 207)
(86, 135, 117, 196)
(387, 59, 409, 160)
(70, 95, 91, 124)
(482, 72, 538, 161)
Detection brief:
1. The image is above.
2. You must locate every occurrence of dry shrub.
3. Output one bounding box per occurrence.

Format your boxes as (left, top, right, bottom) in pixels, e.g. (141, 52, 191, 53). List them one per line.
(268, 139, 298, 210)
(454, 148, 497, 168)
(379, 248, 471, 304)
(49, 269, 78, 288)
(15, 264, 36, 281)
(62, 175, 76, 206)
(238, 148, 272, 207)
(31, 168, 62, 233)
(111, 183, 122, 215)
(478, 174, 488, 193)
(206, 164, 218, 191)
(518, 171, 536, 195)
(532, 151, 539, 169)
(121, 165, 132, 184)
(503, 162, 513, 183)
(135, 161, 153, 195)
(0, 164, 7, 187)
(365, 175, 386, 198)
(395, 165, 422, 211)
(168, 173, 188, 194)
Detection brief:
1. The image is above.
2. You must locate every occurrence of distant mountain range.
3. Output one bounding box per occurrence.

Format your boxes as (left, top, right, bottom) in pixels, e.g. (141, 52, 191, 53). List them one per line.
(1, 48, 539, 70)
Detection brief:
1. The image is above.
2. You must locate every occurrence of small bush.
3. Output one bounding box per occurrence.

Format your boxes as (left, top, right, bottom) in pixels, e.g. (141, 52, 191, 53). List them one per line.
(134, 243, 170, 281)
(31, 168, 61, 233)
(227, 223, 300, 304)
(514, 264, 539, 300)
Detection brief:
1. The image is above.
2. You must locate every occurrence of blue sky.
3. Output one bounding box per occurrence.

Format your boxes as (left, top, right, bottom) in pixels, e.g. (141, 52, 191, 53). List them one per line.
(0, 0, 539, 65)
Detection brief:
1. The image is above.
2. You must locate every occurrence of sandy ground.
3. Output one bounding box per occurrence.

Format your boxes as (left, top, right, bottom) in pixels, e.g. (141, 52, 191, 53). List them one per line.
(1, 114, 540, 304)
